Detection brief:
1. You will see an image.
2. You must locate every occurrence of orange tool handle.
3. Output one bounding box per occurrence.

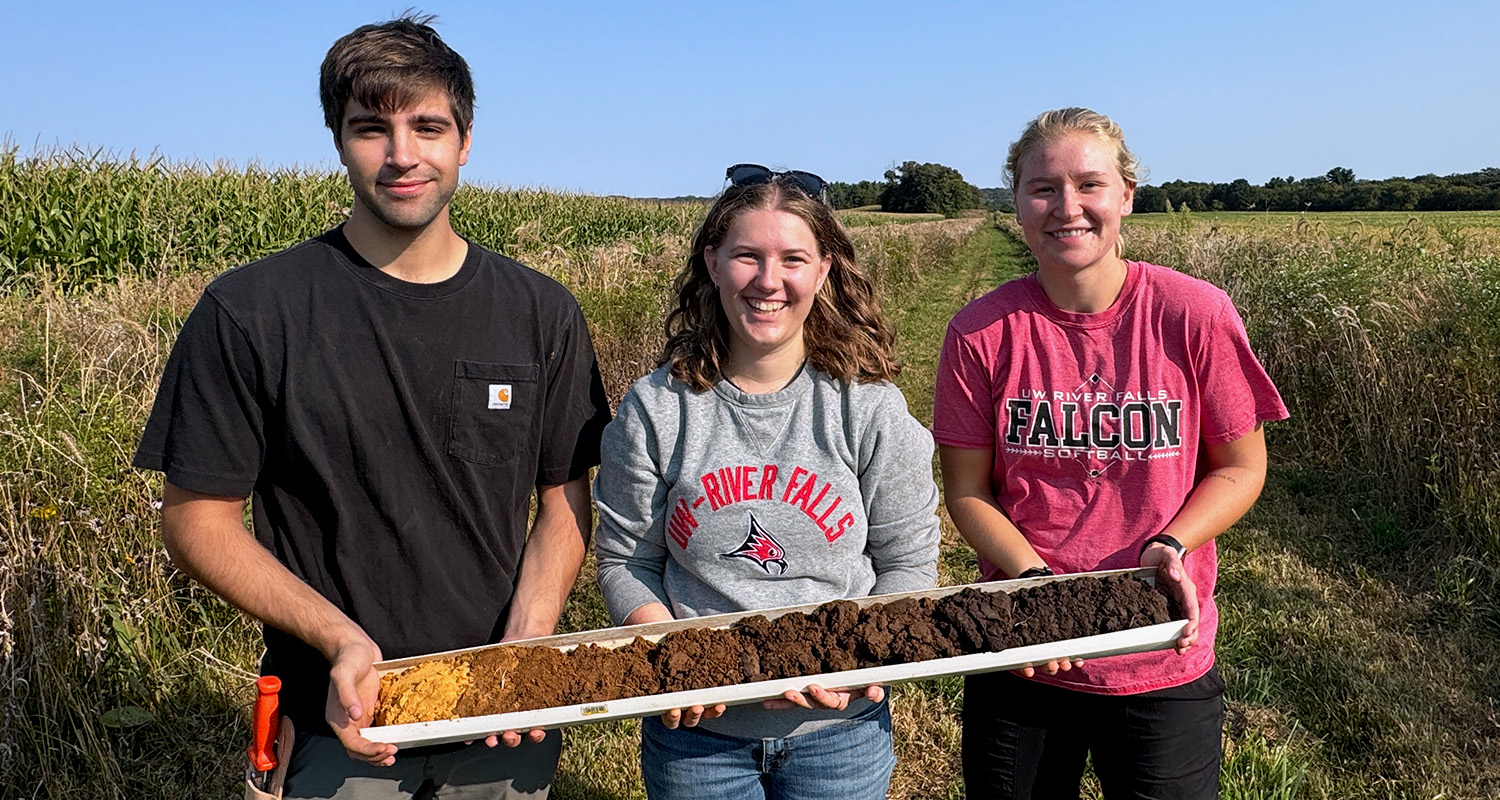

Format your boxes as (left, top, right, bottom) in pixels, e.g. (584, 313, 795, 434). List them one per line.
(248, 675, 282, 773)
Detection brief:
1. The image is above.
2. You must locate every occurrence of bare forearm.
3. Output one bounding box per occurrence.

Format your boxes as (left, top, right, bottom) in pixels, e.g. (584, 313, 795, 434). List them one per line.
(1157, 465, 1265, 553)
(946, 494, 1047, 576)
(161, 483, 371, 660)
(503, 478, 589, 641)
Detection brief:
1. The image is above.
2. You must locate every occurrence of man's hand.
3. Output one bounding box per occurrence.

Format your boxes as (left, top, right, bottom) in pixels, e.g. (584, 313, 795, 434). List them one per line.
(464, 627, 560, 749)
(1141, 542, 1200, 653)
(467, 478, 589, 749)
(325, 635, 397, 766)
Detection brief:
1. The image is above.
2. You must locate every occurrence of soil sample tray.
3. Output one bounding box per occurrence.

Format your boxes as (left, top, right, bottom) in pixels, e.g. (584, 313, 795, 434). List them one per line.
(363, 567, 1186, 748)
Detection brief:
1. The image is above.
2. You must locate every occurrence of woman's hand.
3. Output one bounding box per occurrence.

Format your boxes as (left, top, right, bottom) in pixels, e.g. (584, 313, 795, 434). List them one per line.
(763, 683, 884, 710)
(620, 604, 732, 729)
(1013, 657, 1085, 678)
(1141, 542, 1200, 653)
(659, 703, 727, 729)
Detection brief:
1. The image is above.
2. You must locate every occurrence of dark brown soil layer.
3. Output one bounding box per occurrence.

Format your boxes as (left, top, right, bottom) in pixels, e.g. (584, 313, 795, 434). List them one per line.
(375, 574, 1171, 726)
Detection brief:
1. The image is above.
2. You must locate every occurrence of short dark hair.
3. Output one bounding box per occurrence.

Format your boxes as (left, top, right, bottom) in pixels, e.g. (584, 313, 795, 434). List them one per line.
(319, 13, 475, 145)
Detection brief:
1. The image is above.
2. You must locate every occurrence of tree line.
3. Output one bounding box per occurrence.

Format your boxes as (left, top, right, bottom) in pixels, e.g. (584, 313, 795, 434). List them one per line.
(827, 161, 1500, 216)
(1133, 167, 1500, 213)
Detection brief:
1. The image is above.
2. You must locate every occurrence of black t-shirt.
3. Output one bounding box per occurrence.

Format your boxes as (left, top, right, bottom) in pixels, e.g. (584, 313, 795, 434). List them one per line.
(134, 228, 611, 733)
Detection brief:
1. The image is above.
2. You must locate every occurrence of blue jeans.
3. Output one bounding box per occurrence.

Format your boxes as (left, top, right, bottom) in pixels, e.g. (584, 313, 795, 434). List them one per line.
(639, 702, 895, 800)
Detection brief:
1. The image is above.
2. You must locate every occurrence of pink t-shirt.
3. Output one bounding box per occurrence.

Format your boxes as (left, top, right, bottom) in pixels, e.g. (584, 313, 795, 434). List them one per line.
(934, 260, 1288, 694)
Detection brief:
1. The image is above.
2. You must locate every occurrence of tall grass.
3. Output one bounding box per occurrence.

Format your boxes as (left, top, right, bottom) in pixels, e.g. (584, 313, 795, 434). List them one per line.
(11, 149, 1498, 797)
(1125, 215, 1500, 798)
(1125, 215, 1500, 559)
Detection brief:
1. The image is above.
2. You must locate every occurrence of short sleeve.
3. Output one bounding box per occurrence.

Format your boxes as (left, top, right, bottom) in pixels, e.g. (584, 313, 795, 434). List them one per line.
(1197, 300, 1289, 444)
(933, 323, 997, 449)
(132, 293, 266, 498)
(535, 302, 612, 486)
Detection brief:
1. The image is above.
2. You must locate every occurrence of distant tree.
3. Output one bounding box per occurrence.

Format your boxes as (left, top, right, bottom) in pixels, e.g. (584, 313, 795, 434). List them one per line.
(1325, 166, 1356, 185)
(879, 162, 983, 215)
(1208, 178, 1259, 211)
(1129, 168, 1500, 213)
(978, 187, 1014, 212)
(826, 180, 884, 210)
(1133, 184, 1169, 214)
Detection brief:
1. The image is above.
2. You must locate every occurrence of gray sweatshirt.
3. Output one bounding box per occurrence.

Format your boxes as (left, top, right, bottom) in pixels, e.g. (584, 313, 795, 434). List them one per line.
(594, 364, 941, 738)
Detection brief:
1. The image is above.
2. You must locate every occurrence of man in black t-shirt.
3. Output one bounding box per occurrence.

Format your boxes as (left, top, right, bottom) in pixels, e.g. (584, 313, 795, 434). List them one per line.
(133, 15, 609, 798)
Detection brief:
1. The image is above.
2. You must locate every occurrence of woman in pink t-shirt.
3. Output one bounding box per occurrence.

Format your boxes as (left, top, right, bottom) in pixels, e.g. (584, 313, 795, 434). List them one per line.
(934, 108, 1287, 799)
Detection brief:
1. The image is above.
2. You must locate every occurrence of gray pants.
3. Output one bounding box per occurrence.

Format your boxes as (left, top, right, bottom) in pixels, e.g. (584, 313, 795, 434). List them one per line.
(283, 732, 560, 799)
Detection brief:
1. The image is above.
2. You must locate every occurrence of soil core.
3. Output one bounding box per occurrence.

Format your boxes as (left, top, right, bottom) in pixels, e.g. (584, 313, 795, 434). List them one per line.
(374, 573, 1172, 726)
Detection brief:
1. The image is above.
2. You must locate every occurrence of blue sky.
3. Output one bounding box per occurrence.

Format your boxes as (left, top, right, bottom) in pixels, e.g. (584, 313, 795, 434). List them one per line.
(5, 0, 1497, 197)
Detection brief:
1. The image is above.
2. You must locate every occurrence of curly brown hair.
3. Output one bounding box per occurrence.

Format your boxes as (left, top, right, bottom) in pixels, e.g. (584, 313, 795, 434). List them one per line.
(661, 181, 899, 391)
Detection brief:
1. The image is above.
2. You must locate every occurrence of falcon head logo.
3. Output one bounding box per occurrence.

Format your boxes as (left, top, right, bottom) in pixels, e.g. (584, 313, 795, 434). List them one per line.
(720, 514, 788, 575)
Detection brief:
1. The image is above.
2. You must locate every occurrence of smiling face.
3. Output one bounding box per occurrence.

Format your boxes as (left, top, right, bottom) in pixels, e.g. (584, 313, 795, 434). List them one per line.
(706, 208, 832, 376)
(336, 87, 471, 233)
(1015, 131, 1135, 277)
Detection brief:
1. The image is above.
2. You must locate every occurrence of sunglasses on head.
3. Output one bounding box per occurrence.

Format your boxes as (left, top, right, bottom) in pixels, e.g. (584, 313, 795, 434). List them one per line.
(725, 163, 828, 200)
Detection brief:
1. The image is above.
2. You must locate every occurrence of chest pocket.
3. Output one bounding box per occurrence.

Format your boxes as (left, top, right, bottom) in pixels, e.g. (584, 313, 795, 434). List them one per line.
(448, 361, 541, 467)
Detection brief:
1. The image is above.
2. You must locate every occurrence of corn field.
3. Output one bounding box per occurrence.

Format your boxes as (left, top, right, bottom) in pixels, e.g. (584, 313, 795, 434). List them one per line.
(0, 146, 703, 290)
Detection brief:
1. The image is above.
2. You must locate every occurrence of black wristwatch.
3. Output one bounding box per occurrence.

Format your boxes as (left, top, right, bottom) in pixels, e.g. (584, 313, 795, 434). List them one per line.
(1140, 533, 1186, 559)
(1017, 566, 1054, 579)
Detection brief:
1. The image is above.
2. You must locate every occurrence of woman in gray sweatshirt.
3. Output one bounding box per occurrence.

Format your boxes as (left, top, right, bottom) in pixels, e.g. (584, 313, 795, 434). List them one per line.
(594, 166, 942, 800)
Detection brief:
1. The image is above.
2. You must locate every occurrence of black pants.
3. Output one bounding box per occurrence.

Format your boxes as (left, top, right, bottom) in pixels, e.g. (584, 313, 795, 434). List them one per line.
(961, 668, 1224, 800)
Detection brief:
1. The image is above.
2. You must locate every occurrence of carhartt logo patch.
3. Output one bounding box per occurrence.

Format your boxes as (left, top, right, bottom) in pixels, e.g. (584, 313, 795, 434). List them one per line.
(488, 384, 512, 410)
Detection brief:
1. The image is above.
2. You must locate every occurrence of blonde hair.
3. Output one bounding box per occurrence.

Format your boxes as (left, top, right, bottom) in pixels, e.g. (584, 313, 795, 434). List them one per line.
(1005, 108, 1142, 258)
(661, 182, 898, 392)
(1004, 107, 1143, 190)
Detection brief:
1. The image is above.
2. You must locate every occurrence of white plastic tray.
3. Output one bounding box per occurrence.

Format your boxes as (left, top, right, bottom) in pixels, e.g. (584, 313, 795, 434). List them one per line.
(363, 568, 1184, 748)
